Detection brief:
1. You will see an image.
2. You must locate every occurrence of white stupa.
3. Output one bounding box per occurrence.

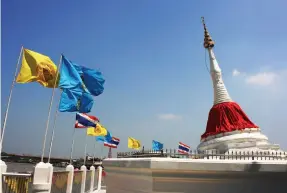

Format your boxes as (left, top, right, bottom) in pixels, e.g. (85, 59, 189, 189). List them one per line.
(197, 17, 282, 154)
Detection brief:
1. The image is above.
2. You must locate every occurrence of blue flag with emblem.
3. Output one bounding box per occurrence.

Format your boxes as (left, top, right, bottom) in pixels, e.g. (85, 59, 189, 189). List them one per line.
(96, 130, 112, 142)
(152, 140, 163, 151)
(73, 64, 105, 96)
(59, 89, 94, 113)
(58, 55, 94, 112)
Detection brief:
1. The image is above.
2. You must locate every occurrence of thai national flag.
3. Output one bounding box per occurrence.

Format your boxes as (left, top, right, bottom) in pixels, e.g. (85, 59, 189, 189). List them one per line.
(75, 113, 99, 128)
(178, 142, 190, 154)
(104, 137, 120, 148)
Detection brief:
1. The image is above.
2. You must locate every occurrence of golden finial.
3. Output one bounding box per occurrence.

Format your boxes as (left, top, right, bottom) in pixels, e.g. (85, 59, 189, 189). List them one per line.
(201, 17, 215, 48)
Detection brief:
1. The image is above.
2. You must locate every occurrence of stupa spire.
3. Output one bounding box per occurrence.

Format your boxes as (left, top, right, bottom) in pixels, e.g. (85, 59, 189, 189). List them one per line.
(199, 17, 259, 141)
(201, 17, 215, 49)
(201, 17, 232, 105)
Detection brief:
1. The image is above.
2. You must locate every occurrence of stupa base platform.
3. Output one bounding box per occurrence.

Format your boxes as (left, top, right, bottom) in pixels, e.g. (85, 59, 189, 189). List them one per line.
(197, 128, 282, 153)
(103, 157, 287, 193)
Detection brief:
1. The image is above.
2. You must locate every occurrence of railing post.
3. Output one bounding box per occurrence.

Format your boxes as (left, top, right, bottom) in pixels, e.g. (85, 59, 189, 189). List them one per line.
(0, 160, 7, 192)
(66, 164, 74, 193)
(46, 163, 53, 193)
(80, 165, 87, 193)
(90, 166, 95, 192)
(32, 162, 52, 193)
(97, 166, 103, 191)
(276, 152, 279, 160)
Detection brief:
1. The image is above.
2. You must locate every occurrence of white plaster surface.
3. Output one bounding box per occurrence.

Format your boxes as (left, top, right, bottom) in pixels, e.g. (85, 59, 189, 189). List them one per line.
(208, 48, 232, 105)
(32, 162, 52, 193)
(0, 160, 7, 193)
(197, 130, 283, 153)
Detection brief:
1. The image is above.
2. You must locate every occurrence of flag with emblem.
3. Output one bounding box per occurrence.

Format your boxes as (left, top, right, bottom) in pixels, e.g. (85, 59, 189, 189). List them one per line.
(73, 64, 105, 96)
(58, 89, 93, 113)
(58, 55, 94, 113)
(96, 130, 112, 142)
(16, 48, 59, 88)
(152, 140, 163, 151)
(86, 123, 107, 136)
(128, 137, 141, 150)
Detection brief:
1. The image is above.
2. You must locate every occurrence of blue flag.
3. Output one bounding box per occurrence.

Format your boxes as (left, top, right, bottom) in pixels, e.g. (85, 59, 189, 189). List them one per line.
(96, 136, 105, 142)
(152, 140, 163, 151)
(58, 55, 95, 113)
(59, 89, 94, 113)
(59, 55, 85, 92)
(73, 64, 105, 96)
(96, 131, 112, 142)
(81, 67, 105, 96)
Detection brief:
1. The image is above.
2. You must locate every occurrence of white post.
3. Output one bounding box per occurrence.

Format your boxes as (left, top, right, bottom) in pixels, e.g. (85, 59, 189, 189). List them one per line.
(80, 165, 87, 193)
(0, 160, 8, 192)
(46, 163, 54, 193)
(89, 166, 95, 192)
(32, 162, 52, 193)
(97, 166, 103, 191)
(66, 164, 74, 193)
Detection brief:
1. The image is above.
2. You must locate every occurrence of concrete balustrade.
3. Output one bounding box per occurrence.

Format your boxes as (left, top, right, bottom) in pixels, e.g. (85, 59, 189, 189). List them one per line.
(0, 160, 105, 193)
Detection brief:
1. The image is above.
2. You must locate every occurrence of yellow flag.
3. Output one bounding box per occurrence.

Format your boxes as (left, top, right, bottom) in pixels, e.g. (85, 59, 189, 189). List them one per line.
(128, 137, 141, 150)
(16, 48, 58, 88)
(86, 123, 107, 136)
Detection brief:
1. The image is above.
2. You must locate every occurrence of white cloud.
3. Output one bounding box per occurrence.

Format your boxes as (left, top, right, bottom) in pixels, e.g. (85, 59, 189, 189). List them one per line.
(245, 72, 278, 86)
(231, 68, 286, 87)
(157, 113, 182, 121)
(232, 69, 241, 76)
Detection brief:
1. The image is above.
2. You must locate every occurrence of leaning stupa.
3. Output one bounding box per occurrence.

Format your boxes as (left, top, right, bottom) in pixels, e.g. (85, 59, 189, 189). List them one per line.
(197, 17, 282, 153)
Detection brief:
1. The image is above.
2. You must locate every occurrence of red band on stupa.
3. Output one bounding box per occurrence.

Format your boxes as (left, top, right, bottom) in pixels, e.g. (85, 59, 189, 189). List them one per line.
(201, 102, 259, 139)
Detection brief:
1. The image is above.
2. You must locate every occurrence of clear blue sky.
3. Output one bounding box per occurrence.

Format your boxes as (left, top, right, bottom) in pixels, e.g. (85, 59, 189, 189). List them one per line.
(2, 0, 287, 158)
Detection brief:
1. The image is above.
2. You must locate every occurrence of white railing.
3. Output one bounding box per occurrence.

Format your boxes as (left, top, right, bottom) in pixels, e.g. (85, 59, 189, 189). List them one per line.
(0, 161, 105, 193)
(117, 149, 287, 160)
(2, 172, 33, 193)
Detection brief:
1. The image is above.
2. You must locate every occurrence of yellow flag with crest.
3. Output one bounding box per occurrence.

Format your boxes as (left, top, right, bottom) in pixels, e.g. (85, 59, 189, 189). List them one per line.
(86, 123, 107, 136)
(128, 137, 141, 150)
(16, 48, 59, 88)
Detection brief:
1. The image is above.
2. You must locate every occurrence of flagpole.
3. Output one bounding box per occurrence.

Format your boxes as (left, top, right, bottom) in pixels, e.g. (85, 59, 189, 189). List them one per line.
(0, 46, 23, 151)
(100, 145, 103, 159)
(40, 55, 62, 162)
(93, 139, 96, 164)
(83, 134, 88, 166)
(69, 127, 76, 165)
(47, 92, 62, 163)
